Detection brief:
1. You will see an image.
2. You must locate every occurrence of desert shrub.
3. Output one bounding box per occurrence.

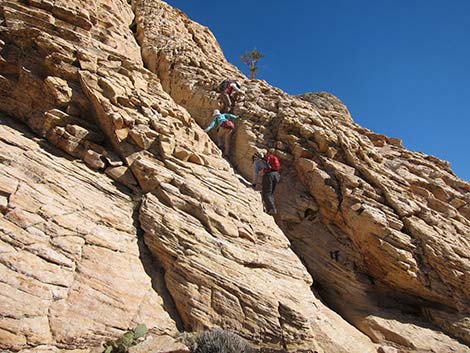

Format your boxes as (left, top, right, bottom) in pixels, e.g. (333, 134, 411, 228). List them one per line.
(180, 329, 256, 353)
(103, 324, 147, 353)
(240, 48, 265, 79)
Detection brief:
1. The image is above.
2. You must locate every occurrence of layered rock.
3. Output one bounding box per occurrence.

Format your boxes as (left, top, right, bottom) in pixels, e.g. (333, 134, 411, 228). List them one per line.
(0, 0, 469, 352)
(0, 0, 377, 352)
(133, 0, 470, 351)
(0, 116, 178, 352)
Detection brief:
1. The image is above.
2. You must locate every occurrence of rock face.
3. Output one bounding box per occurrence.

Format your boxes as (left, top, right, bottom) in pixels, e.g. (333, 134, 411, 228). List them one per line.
(0, 1, 469, 353)
(0, 116, 178, 351)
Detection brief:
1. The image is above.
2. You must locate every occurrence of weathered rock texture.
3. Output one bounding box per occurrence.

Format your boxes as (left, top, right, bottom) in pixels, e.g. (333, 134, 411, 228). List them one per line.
(0, 0, 469, 353)
(133, 1, 470, 352)
(0, 116, 178, 352)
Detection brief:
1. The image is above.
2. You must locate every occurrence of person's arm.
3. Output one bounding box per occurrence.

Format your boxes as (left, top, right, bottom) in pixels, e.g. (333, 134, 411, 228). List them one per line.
(225, 114, 239, 120)
(231, 83, 242, 93)
(204, 117, 217, 132)
(253, 163, 260, 185)
(252, 160, 264, 185)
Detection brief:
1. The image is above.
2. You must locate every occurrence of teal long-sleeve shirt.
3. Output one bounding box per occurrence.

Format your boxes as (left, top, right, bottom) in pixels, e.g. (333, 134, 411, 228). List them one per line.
(204, 113, 239, 132)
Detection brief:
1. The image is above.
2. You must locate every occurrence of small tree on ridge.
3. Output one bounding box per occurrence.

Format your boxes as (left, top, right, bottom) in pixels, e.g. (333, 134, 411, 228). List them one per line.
(240, 48, 265, 80)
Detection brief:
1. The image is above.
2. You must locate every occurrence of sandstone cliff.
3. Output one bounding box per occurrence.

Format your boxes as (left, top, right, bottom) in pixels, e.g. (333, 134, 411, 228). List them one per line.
(0, 1, 469, 353)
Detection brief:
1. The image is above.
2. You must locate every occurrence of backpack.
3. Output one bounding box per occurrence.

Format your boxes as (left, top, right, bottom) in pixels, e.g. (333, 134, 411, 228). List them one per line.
(221, 120, 235, 129)
(264, 153, 280, 172)
(216, 79, 240, 93)
(216, 80, 231, 93)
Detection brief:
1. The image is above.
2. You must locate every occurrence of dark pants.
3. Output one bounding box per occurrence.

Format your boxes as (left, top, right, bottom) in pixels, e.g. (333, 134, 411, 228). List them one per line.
(262, 171, 280, 213)
(220, 92, 239, 113)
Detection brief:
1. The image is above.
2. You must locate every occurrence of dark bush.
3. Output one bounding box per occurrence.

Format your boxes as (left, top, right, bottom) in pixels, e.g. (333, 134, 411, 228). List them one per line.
(181, 329, 256, 353)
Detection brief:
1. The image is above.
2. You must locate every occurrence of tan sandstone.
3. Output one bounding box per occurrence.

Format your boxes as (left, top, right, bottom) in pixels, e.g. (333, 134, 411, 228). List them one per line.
(0, 0, 469, 353)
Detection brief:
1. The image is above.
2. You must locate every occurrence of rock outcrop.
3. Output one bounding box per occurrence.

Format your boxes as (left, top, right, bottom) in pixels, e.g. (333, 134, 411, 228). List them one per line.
(0, 115, 178, 351)
(0, 0, 469, 353)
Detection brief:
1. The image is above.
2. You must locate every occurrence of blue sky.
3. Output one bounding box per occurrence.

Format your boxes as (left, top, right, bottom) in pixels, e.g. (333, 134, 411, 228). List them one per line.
(165, 1, 470, 181)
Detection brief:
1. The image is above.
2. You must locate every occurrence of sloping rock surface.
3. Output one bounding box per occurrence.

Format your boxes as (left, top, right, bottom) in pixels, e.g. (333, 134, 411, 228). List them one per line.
(0, 116, 178, 351)
(133, 0, 470, 351)
(0, 0, 469, 353)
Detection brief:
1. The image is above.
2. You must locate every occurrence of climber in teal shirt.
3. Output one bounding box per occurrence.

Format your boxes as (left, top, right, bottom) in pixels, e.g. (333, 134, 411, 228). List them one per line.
(204, 110, 239, 132)
(204, 109, 239, 157)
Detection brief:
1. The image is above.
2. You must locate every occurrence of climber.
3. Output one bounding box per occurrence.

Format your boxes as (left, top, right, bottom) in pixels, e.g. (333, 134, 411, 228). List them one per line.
(252, 152, 280, 215)
(261, 152, 280, 215)
(204, 109, 239, 157)
(216, 79, 242, 113)
(251, 152, 267, 188)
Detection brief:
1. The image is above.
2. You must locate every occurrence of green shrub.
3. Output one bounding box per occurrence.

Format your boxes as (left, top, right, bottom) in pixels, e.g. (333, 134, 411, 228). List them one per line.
(133, 324, 147, 339)
(240, 48, 265, 80)
(103, 324, 148, 353)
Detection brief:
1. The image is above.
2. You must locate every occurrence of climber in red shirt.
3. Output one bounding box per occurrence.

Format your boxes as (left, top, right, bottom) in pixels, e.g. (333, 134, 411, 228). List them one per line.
(216, 79, 243, 113)
(252, 152, 280, 215)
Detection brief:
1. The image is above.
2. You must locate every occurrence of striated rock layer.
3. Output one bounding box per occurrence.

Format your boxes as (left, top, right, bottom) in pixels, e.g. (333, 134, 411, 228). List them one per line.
(0, 0, 468, 353)
(0, 115, 178, 351)
(133, 0, 470, 352)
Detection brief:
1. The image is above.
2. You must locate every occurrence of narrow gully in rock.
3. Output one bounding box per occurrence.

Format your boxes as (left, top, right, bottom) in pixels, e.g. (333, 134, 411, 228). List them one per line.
(132, 201, 185, 331)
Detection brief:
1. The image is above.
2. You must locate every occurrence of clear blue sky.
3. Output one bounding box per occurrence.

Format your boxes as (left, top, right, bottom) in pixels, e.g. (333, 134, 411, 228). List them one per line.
(165, 0, 470, 181)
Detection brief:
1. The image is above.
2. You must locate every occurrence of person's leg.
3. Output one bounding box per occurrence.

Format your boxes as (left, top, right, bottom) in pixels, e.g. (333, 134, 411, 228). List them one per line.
(229, 92, 239, 113)
(221, 93, 231, 113)
(216, 128, 228, 156)
(271, 172, 280, 193)
(223, 128, 233, 156)
(270, 172, 280, 214)
(262, 172, 276, 214)
(217, 95, 224, 110)
(216, 128, 225, 149)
